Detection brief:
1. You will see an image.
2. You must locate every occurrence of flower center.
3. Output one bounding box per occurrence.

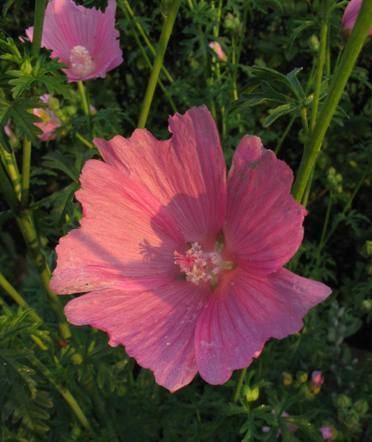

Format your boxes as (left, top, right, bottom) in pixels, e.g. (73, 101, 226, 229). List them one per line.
(174, 242, 233, 287)
(69, 45, 95, 78)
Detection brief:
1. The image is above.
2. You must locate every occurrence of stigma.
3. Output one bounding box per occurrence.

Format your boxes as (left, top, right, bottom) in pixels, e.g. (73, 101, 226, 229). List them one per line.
(174, 242, 234, 287)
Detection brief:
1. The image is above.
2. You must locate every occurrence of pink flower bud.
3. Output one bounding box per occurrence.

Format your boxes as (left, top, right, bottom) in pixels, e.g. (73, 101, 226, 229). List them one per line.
(342, 0, 372, 36)
(209, 41, 227, 62)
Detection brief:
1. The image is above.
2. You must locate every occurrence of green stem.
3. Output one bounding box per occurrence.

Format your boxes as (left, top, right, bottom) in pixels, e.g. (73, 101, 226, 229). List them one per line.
(314, 192, 333, 268)
(121, 4, 177, 113)
(119, 0, 174, 84)
(77, 80, 90, 117)
(233, 367, 247, 403)
(292, 0, 372, 202)
(137, 1, 181, 128)
(0, 272, 41, 322)
(76, 132, 94, 149)
(31, 357, 92, 431)
(0, 148, 21, 199)
(310, 1, 329, 131)
(21, 138, 32, 207)
(32, 0, 47, 58)
(275, 113, 296, 154)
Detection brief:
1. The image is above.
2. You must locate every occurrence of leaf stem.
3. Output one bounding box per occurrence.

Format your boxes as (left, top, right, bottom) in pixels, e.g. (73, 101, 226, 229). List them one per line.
(137, 0, 181, 128)
(292, 0, 372, 202)
(32, 0, 47, 58)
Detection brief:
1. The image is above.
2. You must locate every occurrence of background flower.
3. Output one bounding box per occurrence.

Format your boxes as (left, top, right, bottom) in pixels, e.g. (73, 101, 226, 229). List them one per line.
(26, 0, 123, 82)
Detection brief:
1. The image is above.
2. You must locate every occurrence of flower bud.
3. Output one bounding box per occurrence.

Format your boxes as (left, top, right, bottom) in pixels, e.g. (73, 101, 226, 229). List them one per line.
(342, 0, 372, 37)
(282, 371, 293, 386)
(243, 385, 260, 402)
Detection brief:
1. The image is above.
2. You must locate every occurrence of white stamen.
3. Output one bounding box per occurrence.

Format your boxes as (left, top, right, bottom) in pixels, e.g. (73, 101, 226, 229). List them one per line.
(69, 45, 95, 78)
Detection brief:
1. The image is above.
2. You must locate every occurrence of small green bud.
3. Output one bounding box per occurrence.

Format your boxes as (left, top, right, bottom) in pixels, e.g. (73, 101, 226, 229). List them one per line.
(243, 385, 260, 402)
(336, 394, 352, 409)
(296, 371, 308, 384)
(354, 399, 368, 415)
(224, 13, 241, 31)
(71, 353, 83, 365)
(309, 34, 320, 52)
(282, 372, 293, 386)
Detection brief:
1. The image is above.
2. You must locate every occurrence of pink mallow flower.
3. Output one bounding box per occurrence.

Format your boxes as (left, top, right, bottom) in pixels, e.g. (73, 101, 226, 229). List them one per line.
(50, 106, 331, 392)
(320, 426, 335, 441)
(209, 41, 227, 61)
(26, 0, 123, 82)
(342, 0, 372, 36)
(32, 94, 61, 141)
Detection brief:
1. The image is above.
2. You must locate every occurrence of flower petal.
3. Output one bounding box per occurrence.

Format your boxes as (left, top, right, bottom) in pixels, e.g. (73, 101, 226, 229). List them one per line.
(50, 159, 183, 295)
(65, 281, 208, 392)
(224, 136, 306, 274)
(94, 106, 226, 243)
(195, 268, 331, 384)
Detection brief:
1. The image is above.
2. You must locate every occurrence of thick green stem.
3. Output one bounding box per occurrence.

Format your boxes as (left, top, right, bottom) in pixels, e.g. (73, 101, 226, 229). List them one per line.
(119, 0, 174, 84)
(121, 4, 177, 113)
(292, 0, 372, 202)
(0, 148, 21, 199)
(32, 0, 47, 58)
(310, 1, 329, 131)
(137, 1, 181, 128)
(77, 80, 90, 117)
(21, 138, 32, 207)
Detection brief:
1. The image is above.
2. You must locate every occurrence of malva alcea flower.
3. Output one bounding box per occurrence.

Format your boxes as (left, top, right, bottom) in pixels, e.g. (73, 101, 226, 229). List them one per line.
(51, 106, 331, 392)
(209, 41, 227, 61)
(342, 0, 372, 36)
(26, 0, 123, 82)
(32, 94, 61, 141)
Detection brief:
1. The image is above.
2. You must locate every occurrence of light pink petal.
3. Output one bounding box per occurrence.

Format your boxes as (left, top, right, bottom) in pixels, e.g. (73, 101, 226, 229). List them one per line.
(64, 281, 208, 392)
(195, 268, 331, 384)
(224, 136, 307, 274)
(50, 159, 183, 295)
(94, 106, 226, 243)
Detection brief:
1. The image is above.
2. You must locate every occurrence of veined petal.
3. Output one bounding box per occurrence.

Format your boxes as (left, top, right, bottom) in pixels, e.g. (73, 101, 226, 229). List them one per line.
(224, 136, 306, 274)
(50, 159, 183, 295)
(65, 281, 208, 392)
(195, 268, 331, 384)
(94, 106, 226, 243)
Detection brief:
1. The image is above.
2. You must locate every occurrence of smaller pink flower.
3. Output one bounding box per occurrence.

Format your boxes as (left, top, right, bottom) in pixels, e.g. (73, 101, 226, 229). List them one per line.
(310, 370, 324, 394)
(342, 0, 372, 36)
(4, 120, 14, 139)
(320, 426, 335, 441)
(26, 0, 123, 82)
(32, 94, 61, 141)
(311, 370, 324, 387)
(209, 41, 227, 62)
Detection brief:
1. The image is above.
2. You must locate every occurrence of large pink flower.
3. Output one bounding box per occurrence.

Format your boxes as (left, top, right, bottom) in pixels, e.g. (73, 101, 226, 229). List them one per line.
(26, 0, 123, 82)
(342, 0, 372, 36)
(51, 106, 331, 392)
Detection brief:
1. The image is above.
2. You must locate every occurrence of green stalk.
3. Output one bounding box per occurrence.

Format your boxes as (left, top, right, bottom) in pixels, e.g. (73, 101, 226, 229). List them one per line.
(0, 272, 41, 322)
(137, 1, 181, 128)
(292, 0, 372, 202)
(21, 138, 32, 207)
(32, 0, 47, 57)
(31, 356, 92, 431)
(119, 0, 174, 83)
(310, 0, 329, 131)
(233, 367, 247, 403)
(77, 80, 90, 117)
(0, 148, 21, 199)
(121, 4, 177, 112)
